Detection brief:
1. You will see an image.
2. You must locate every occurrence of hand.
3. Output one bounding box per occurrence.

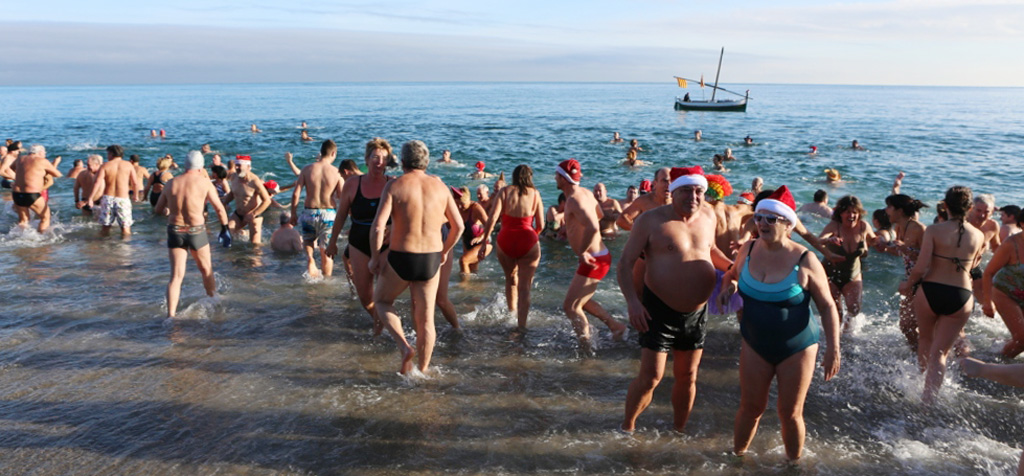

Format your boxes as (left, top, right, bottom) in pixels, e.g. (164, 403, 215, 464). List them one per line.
(826, 236, 843, 246)
(960, 357, 983, 378)
(983, 303, 995, 318)
(289, 214, 298, 227)
(440, 251, 449, 266)
(87, 200, 95, 209)
(284, 152, 293, 162)
(825, 250, 845, 263)
(53, 156, 62, 166)
(477, 245, 487, 260)
(897, 280, 912, 296)
(718, 281, 737, 311)
(368, 256, 382, 275)
(580, 250, 596, 266)
(823, 348, 840, 381)
(75, 200, 84, 209)
(626, 299, 652, 333)
(325, 241, 338, 259)
(245, 212, 255, 225)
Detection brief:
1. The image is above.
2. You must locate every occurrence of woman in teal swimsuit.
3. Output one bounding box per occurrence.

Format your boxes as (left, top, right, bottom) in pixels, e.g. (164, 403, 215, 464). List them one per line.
(982, 208, 1024, 359)
(819, 195, 877, 330)
(719, 186, 841, 461)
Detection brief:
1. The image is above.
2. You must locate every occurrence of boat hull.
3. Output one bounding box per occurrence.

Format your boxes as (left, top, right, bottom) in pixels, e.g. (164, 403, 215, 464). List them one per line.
(674, 98, 747, 112)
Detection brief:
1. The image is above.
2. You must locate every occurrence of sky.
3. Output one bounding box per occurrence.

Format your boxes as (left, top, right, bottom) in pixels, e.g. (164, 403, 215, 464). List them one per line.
(1, 0, 1022, 86)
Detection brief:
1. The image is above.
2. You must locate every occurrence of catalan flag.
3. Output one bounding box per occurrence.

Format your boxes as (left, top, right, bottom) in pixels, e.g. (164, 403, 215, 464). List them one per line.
(676, 77, 687, 88)
(700, 75, 705, 88)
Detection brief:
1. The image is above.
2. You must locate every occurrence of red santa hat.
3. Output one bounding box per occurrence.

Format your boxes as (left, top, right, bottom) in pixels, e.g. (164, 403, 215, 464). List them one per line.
(235, 155, 252, 163)
(556, 159, 582, 185)
(475, 161, 485, 171)
(754, 185, 798, 225)
(639, 179, 652, 193)
(668, 165, 708, 193)
(738, 191, 755, 205)
(264, 180, 279, 192)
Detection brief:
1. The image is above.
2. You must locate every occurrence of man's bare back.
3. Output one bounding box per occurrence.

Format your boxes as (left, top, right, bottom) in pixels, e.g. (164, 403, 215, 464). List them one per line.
(298, 161, 342, 209)
(381, 172, 453, 253)
(93, 157, 138, 200)
(565, 186, 604, 256)
(14, 152, 61, 194)
(163, 171, 223, 227)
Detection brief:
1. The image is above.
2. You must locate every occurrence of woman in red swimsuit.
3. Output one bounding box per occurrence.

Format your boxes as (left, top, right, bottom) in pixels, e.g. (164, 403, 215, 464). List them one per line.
(480, 165, 544, 331)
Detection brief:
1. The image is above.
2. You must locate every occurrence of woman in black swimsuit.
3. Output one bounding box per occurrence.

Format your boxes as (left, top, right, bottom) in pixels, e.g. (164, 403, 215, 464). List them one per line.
(881, 194, 928, 352)
(143, 156, 174, 208)
(899, 186, 985, 404)
(818, 195, 877, 330)
(325, 138, 393, 335)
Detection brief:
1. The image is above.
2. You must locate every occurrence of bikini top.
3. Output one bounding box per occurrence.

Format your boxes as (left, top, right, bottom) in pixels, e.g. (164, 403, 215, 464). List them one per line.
(933, 219, 972, 273)
(738, 242, 810, 307)
(351, 176, 388, 226)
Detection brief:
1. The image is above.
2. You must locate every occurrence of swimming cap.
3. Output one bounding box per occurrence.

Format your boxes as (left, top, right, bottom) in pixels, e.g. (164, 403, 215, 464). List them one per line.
(669, 166, 708, 193)
(755, 185, 798, 225)
(556, 159, 582, 185)
(186, 150, 204, 170)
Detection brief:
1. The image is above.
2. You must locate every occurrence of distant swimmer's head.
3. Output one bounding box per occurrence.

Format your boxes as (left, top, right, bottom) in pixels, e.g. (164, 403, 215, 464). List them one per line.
(824, 168, 841, 182)
(555, 159, 582, 186)
(400, 140, 430, 171)
(809, 145, 818, 153)
(744, 135, 753, 144)
(475, 161, 485, 171)
(186, 151, 204, 170)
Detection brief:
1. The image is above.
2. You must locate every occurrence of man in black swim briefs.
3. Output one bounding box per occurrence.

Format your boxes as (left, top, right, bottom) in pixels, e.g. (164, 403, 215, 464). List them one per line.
(616, 165, 733, 434)
(11, 144, 63, 233)
(369, 140, 464, 375)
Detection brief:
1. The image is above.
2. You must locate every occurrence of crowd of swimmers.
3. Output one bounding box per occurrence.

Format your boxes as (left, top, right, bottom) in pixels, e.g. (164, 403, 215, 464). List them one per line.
(3, 131, 1024, 470)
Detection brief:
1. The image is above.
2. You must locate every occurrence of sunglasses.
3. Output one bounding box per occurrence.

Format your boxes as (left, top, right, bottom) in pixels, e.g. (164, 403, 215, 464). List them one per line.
(753, 213, 789, 225)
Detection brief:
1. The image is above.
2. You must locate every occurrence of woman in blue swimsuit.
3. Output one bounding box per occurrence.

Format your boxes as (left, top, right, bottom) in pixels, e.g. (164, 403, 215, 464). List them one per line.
(899, 186, 985, 404)
(719, 186, 841, 461)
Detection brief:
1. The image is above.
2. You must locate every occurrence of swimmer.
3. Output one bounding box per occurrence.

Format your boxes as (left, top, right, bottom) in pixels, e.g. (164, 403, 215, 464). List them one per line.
(300, 121, 307, 128)
(593, 182, 621, 236)
(712, 154, 728, 173)
(224, 155, 273, 245)
(154, 150, 230, 318)
(880, 193, 928, 351)
(270, 213, 302, 253)
(201, 144, 212, 155)
(719, 185, 840, 460)
(619, 166, 732, 434)
(873, 209, 894, 244)
(694, 130, 702, 142)
(621, 185, 639, 211)
(469, 161, 494, 180)
(610, 132, 624, 144)
(438, 149, 454, 164)
(290, 141, 342, 278)
(11, 145, 63, 232)
(899, 186, 984, 404)
(129, 155, 148, 200)
(250, 124, 262, 133)
(750, 177, 763, 196)
(824, 168, 842, 184)
(368, 140, 464, 375)
(88, 145, 140, 238)
(455, 186, 492, 275)
(851, 139, 865, 150)
(542, 192, 566, 240)
(555, 159, 627, 349)
(998, 205, 1022, 243)
(74, 154, 103, 216)
(623, 149, 647, 168)
(818, 195, 878, 328)
(743, 135, 754, 146)
(67, 159, 86, 179)
(300, 130, 314, 142)
(478, 164, 544, 330)
(797, 189, 832, 218)
(629, 139, 643, 154)
(142, 156, 174, 210)
(723, 148, 736, 161)
(809, 145, 818, 155)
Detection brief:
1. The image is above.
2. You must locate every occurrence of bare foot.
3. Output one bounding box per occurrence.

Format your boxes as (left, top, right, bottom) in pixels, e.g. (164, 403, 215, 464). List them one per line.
(399, 346, 415, 374)
(372, 317, 384, 337)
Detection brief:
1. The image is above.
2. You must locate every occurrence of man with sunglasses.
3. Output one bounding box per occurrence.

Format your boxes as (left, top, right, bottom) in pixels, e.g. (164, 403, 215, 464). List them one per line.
(617, 166, 733, 434)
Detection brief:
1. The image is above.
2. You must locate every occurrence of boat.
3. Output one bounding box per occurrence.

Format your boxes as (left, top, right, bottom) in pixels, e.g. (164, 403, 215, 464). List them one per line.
(674, 47, 749, 112)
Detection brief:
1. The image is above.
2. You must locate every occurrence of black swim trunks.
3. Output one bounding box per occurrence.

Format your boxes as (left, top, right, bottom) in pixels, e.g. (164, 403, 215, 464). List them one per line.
(638, 285, 708, 352)
(12, 192, 41, 207)
(387, 250, 442, 282)
(167, 224, 210, 250)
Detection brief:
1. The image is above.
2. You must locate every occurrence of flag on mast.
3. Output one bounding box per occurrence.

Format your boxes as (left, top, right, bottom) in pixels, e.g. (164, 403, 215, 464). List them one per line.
(699, 75, 705, 88)
(676, 77, 687, 88)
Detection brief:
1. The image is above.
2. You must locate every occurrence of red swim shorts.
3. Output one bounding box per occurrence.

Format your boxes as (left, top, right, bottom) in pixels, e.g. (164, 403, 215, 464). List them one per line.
(576, 250, 612, 280)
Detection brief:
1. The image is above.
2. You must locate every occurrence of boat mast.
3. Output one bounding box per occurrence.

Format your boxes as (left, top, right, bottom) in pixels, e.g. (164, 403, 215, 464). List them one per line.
(710, 47, 724, 102)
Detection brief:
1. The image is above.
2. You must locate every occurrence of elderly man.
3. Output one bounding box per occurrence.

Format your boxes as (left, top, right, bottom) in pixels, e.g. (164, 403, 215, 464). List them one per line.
(617, 166, 732, 433)
(369, 140, 464, 375)
(155, 151, 230, 318)
(11, 145, 63, 232)
(74, 154, 103, 217)
(88, 144, 140, 237)
(224, 155, 272, 244)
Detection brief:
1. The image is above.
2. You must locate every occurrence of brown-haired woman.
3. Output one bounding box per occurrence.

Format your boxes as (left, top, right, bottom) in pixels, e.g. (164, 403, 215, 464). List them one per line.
(479, 165, 544, 330)
(456, 185, 491, 275)
(818, 195, 877, 329)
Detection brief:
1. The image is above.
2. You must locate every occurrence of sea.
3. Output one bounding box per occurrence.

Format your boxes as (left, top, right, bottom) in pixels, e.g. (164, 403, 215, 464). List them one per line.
(1, 82, 1023, 475)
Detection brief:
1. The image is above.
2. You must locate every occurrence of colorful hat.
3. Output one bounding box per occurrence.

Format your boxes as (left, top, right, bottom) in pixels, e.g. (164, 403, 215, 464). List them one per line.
(639, 179, 652, 193)
(704, 174, 733, 201)
(824, 168, 841, 181)
(556, 159, 582, 185)
(669, 166, 708, 193)
(264, 180, 279, 192)
(754, 185, 798, 224)
(450, 185, 464, 198)
(809, 146, 818, 153)
(235, 155, 252, 163)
